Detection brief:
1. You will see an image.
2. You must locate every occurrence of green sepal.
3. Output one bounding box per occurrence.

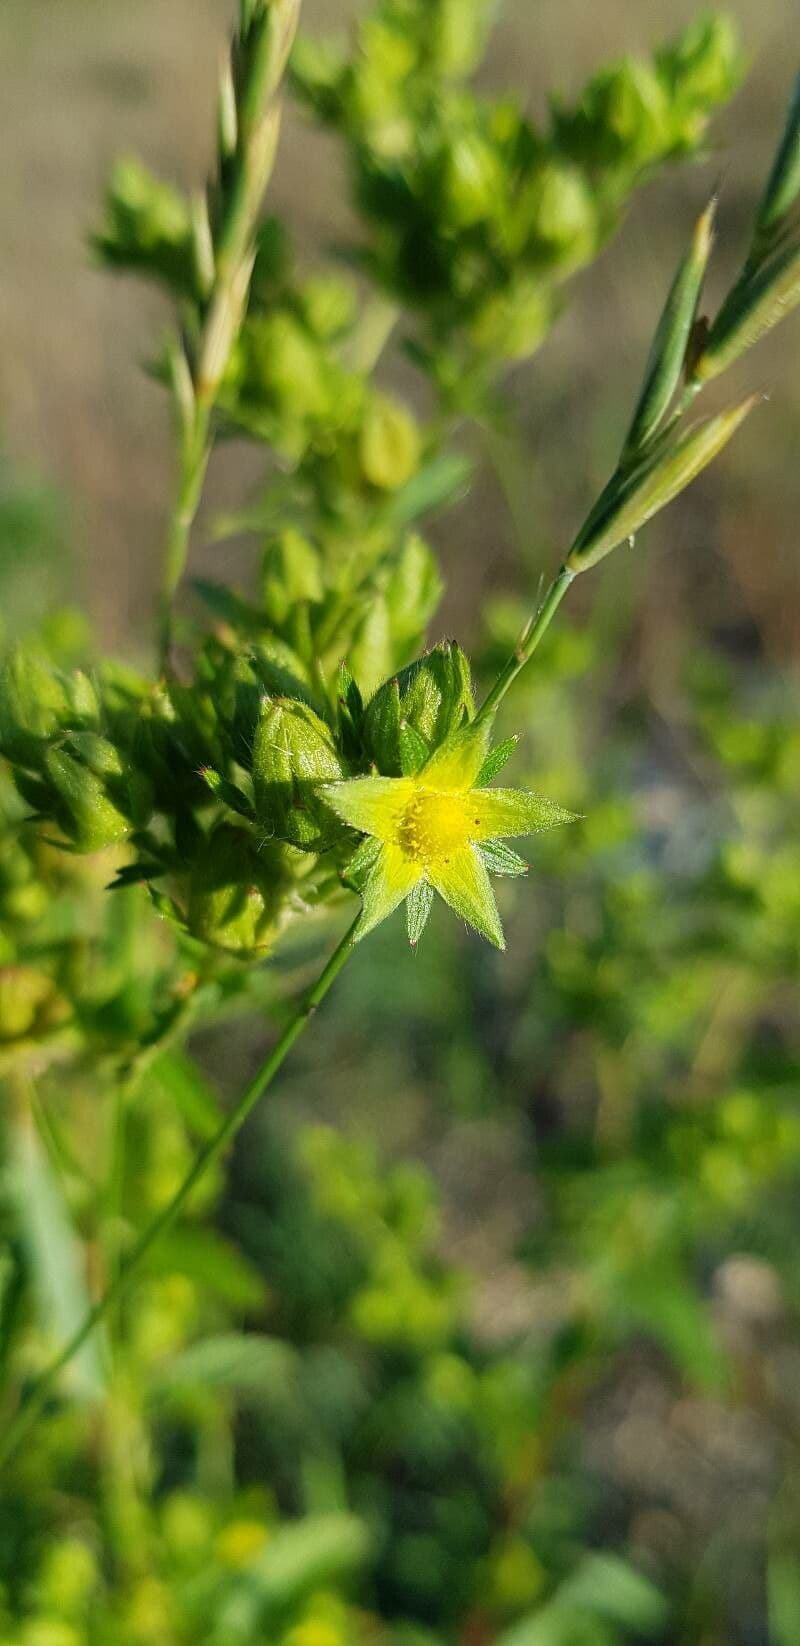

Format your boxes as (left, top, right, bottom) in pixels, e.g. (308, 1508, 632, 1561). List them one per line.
(398, 720, 431, 776)
(107, 860, 165, 892)
(364, 678, 402, 775)
(65, 731, 124, 780)
(476, 737, 518, 787)
(479, 840, 529, 877)
(342, 835, 382, 892)
(44, 748, 131, 852)
(199, 766, 255, 821)
(406, 879, 434, 946)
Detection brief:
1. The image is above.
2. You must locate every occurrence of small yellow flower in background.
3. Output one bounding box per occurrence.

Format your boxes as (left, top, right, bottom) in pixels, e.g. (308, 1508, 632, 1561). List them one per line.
(323, 724, 576, 948)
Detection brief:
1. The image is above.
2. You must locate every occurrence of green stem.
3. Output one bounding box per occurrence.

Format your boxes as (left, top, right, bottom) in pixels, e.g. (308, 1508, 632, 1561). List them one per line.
(475, 565, 576, 726)
(0, 918, 358, 1475)
(158, 406, 213, 671)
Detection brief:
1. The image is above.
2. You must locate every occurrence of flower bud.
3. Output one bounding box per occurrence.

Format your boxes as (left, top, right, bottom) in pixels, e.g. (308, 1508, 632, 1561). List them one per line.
(524, 161, 595, 260)
(657, 15, 743, 116)
(436, 132, 501, 229)
(469, 279, 553, 363)
(359, 395, 421, 492)
(364, 642, 474, 776)
(431, 0, 494, 77)
(44, 748, 131, 851)
(252, 697, 344, 851)
(187, 824, 287, 953)
(0, 646, 69, 766)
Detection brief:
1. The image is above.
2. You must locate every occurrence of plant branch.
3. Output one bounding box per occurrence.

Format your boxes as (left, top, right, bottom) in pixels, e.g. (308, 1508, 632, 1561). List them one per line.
(475, 565, 575, 726)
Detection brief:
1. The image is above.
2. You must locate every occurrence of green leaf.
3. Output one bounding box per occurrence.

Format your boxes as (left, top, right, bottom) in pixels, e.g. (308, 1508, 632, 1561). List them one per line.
(150, 1050, 222, 1140)
(151, 1332, 298, 1399)
(568, 396, 759, 570)
(559, 1554, 667, 1632)
(751, 74, 800, 259)
(622, 192, 716, 459)
(142, 1228, 266, 1310)
(220, 1512, 370, 1621)
(10, 1112, 104, 1401)
(695, 241, 800, 382)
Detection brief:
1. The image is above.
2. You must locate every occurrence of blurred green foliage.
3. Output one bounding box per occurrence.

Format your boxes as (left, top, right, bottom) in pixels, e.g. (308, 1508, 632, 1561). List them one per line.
(1, 3, 799, 1645)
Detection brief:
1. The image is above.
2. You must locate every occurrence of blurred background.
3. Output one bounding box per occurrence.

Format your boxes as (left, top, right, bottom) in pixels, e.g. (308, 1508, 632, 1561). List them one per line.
(1, 3, 800, 1645)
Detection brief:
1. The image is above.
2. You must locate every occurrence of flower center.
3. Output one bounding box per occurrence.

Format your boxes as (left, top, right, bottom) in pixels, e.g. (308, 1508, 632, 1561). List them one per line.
(398, 789, 471, 864)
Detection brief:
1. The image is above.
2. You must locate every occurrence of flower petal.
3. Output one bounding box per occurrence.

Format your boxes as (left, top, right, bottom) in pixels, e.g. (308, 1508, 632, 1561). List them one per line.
(470, 788, 577, 840)
(321, 776, 414, 843)
(421, 723, 491, 791)
(354, 843, 422, 942)
(428, 844, 505, 949)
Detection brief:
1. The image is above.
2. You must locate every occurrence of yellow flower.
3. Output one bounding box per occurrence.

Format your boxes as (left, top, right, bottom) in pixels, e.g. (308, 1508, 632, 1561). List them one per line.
(323, 724, 575, 948)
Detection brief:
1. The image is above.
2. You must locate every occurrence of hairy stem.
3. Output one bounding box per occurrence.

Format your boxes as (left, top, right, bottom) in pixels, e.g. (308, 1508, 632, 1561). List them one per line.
(0, 916, 357, 1474)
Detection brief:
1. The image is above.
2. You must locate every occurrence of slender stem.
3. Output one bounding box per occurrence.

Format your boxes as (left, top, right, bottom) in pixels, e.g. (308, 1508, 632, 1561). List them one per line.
(475, 565, 576, 726)
(157, 407, 213, 670)
(0, 918, 358, 1475)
